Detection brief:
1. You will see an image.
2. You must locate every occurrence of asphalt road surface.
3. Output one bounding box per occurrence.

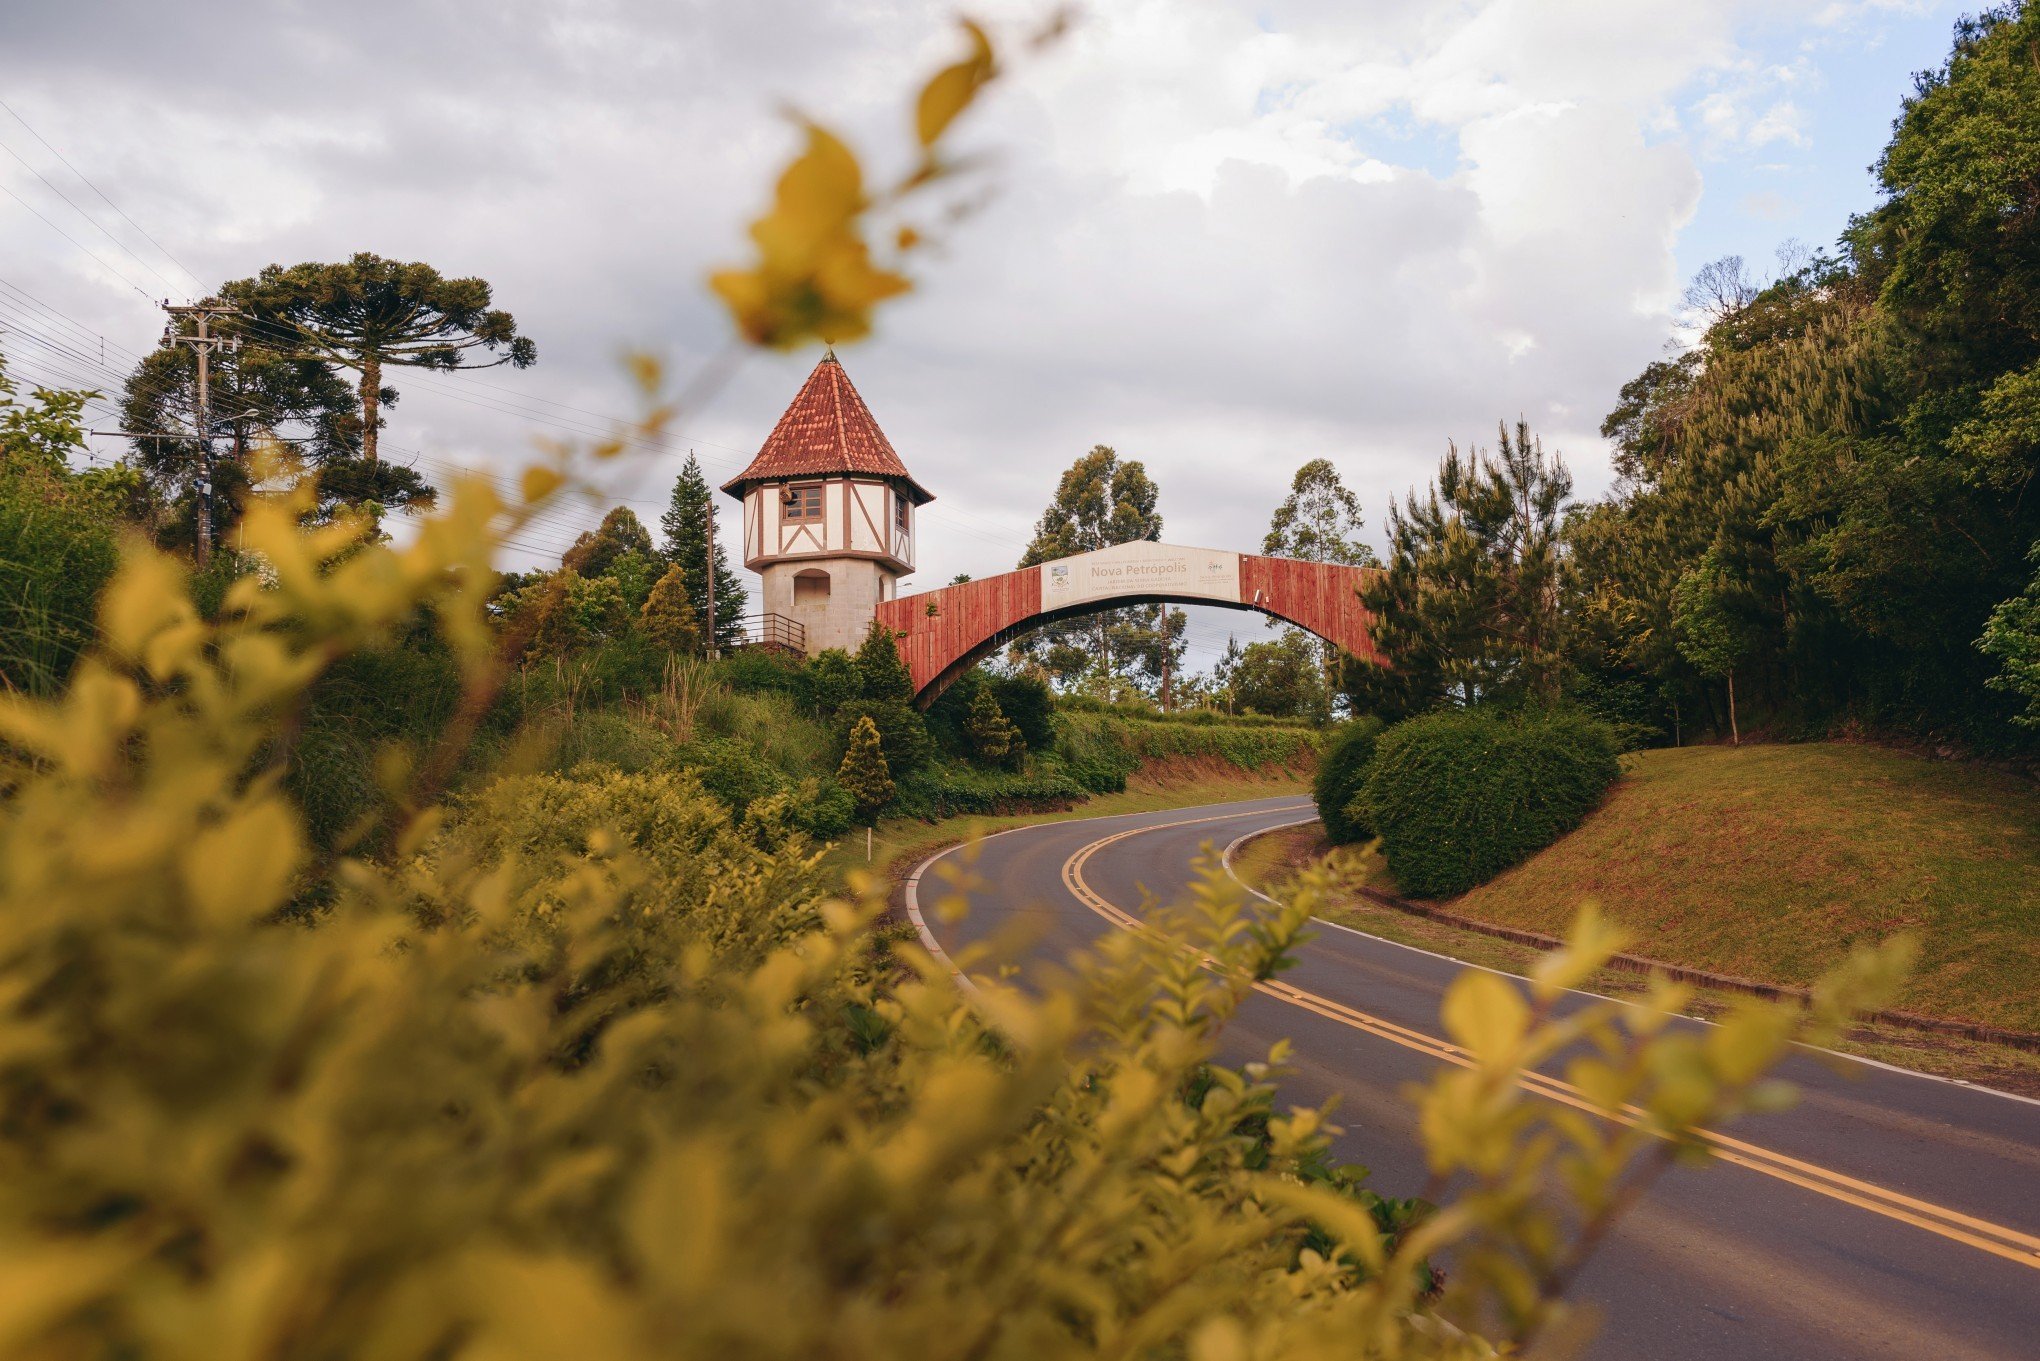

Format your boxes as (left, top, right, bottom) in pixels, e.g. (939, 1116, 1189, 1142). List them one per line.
(905, 795, 2040, 1361)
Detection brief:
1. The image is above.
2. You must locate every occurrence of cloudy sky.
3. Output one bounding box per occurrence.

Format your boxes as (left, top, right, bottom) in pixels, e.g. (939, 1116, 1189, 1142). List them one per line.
(0, 0, 1969, 670)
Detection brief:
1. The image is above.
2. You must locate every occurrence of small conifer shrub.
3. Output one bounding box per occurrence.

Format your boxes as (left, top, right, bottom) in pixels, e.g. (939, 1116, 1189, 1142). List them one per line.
(640, 564, 703, 653)
(838, 713, 895, 821)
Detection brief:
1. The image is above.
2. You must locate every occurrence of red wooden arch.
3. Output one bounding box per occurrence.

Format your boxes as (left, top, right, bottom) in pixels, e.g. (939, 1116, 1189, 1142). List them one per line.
(874, 544, 1384, 705)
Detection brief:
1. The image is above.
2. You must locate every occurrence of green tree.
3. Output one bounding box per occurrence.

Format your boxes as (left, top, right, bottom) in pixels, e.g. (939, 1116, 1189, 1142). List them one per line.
(659, 452, 746, 648)
(1263, 458, 1377, 566)
(837, 714, 895, 823)
(1359, 421, 1573, 712)
(1980, 542, 2040, 727)
(1, 356, 95, 472)
(808, 648, 860, 715)
(964, 683, 1023, 765)
(854, 617, 914, 702)
(640, 564, 703, 654)
(848, 619, 932, 774)
(0, 356, 120, 693)
(563, 506, 655, 579)
(523, 574, 584, 662)
(119, 309, 377, 538)
(1264, 458, 1377, 694)
(1109, 604, 1188, 707)
(1015, 445, 1165, 686)
(232, 253, 536, 463)
(1671, 548, 1759, 744)
(1223, 629, 1331, 724)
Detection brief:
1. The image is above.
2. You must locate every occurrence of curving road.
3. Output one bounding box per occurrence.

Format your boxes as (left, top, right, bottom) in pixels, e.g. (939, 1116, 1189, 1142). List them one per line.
(905, 796, 2040, 1361)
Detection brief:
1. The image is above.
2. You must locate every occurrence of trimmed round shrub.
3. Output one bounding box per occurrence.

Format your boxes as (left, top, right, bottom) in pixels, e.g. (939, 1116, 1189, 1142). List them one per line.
(1364, 709, 1620, 898)
(1312, 716, 1386, 844)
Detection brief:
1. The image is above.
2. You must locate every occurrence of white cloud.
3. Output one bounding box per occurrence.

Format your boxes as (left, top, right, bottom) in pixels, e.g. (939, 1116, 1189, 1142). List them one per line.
(0, 0, 1941, 667)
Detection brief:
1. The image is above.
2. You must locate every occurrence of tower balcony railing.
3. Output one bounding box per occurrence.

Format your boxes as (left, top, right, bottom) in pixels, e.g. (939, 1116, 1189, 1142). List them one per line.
(734, 612, 806, 655)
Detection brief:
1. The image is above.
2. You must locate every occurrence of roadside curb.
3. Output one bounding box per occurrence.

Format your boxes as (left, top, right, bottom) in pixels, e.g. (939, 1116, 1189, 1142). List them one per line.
(1235, 818, 2040, 1056)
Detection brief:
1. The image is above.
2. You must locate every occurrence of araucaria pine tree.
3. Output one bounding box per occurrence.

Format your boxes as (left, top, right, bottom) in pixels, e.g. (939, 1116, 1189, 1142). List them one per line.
(660, 452, 746, 648)
(640, 564, 703, 654)
(838, 715, 895, 823)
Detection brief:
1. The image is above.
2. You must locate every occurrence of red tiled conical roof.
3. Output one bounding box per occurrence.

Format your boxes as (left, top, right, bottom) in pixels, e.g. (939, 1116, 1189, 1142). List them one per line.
(720, 351, 933, 504)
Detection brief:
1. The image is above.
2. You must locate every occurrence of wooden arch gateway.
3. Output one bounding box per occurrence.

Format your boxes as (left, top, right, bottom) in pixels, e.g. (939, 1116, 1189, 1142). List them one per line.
(874, 541, 1384, 706)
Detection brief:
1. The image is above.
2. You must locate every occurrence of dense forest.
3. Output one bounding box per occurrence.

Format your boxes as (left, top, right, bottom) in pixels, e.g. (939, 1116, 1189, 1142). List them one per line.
(1357, 4, 2040, 757)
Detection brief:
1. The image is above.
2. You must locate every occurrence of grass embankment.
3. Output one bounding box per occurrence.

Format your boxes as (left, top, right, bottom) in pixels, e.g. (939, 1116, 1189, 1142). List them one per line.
(1234, 741, 2040, 1092)
(1448, 743, 2040, 1034)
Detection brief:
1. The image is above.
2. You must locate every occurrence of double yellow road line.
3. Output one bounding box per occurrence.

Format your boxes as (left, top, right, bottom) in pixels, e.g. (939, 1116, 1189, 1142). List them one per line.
(1058, 808, 2040, 1274)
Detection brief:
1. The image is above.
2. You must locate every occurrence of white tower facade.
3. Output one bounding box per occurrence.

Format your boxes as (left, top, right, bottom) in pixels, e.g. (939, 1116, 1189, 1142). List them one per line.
(721, 352, 933, 656)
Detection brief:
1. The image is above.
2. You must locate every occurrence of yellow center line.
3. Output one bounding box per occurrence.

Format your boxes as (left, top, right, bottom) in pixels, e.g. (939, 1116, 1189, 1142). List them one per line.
(1055, 810, 2040, 1274)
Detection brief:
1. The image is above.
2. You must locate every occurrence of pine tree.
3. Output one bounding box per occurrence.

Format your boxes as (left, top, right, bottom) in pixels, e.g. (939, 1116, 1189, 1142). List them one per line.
(854, 618, 914, 702)
(964, 684, 1022, 765)
(838, 715, 895, 823)
(640, 564, 704, 654)
(659, 452, 746, 648)
(1359, 420, 1572, 711)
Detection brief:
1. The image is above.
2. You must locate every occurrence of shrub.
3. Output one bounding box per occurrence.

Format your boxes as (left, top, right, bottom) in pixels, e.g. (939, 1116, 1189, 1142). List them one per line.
(0, 409, 1908, 1361)
(840, 696, 933, 776)
(685, 736, 791, 817)
(990, 671, 1055, 750)
(894, 761, 1088, 818)
(1312, 716, 1386, 845)
(713, 646, 809, 698)
(807, 647, 859, 714)
(787, 774, 855, 839)
(640, 563, 703, 653)
(838, 713, 895, 821)
(854, 616, 913, 700)
(964, 684, 1023, 765)
(0, 465, 119, 695)
(1364, 708, 1621, 897)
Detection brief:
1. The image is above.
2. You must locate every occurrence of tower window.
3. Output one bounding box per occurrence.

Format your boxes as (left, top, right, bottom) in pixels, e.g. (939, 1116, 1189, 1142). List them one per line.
(793, 568, 831, 603)
(895, 496, 910, 533)
(783, 483, 824, 523)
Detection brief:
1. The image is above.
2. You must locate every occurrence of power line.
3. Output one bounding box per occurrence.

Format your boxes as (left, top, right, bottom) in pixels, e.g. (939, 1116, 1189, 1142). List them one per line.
(0, 180, 158, 301)
(0, 96, 204, 290)
(0, 131, 187, 296)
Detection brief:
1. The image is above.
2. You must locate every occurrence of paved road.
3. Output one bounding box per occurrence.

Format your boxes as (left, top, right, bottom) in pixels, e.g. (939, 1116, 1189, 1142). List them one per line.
(906, 796, 2040, 1361)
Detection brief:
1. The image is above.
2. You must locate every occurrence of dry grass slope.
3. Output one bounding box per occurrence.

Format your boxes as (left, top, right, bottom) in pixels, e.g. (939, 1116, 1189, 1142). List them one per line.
(1448, 743, 2040, 1033)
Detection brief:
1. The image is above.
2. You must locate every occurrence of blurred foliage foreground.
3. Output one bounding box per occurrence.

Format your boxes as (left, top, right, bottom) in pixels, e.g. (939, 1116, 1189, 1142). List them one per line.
(0, 20, 1909, 1357)
(0, 449, 1910, 1360)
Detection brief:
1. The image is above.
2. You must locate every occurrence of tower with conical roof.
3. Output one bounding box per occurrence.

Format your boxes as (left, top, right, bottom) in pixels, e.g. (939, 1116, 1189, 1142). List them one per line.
(721, 350, 933, 656)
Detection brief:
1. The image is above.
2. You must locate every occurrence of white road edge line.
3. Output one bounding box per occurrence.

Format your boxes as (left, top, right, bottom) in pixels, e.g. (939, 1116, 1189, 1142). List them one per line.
(1217, 816, 2040, 1111)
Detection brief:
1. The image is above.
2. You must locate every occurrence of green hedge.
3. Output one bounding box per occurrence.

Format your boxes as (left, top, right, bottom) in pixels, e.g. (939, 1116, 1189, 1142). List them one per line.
(1365, 709, 1620, 898)
(1053, 712, 1323, 791)
(893, 762, 1090, 819)
(1312, 717, 1385, 845)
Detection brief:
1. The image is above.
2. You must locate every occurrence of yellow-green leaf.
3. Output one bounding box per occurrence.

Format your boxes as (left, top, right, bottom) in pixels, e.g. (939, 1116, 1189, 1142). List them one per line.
(1442, 970, 1529, 1064)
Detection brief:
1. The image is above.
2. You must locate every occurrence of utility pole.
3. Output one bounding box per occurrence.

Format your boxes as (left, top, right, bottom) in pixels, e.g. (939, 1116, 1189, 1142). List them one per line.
(161, 301, 240, 567)
(1159, 630, 1172, 712)
(703, 461, 719, 660)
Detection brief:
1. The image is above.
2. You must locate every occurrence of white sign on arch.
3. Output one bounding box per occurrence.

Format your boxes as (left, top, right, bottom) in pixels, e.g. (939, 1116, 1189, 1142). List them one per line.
(1038, 542, 1242, 610)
